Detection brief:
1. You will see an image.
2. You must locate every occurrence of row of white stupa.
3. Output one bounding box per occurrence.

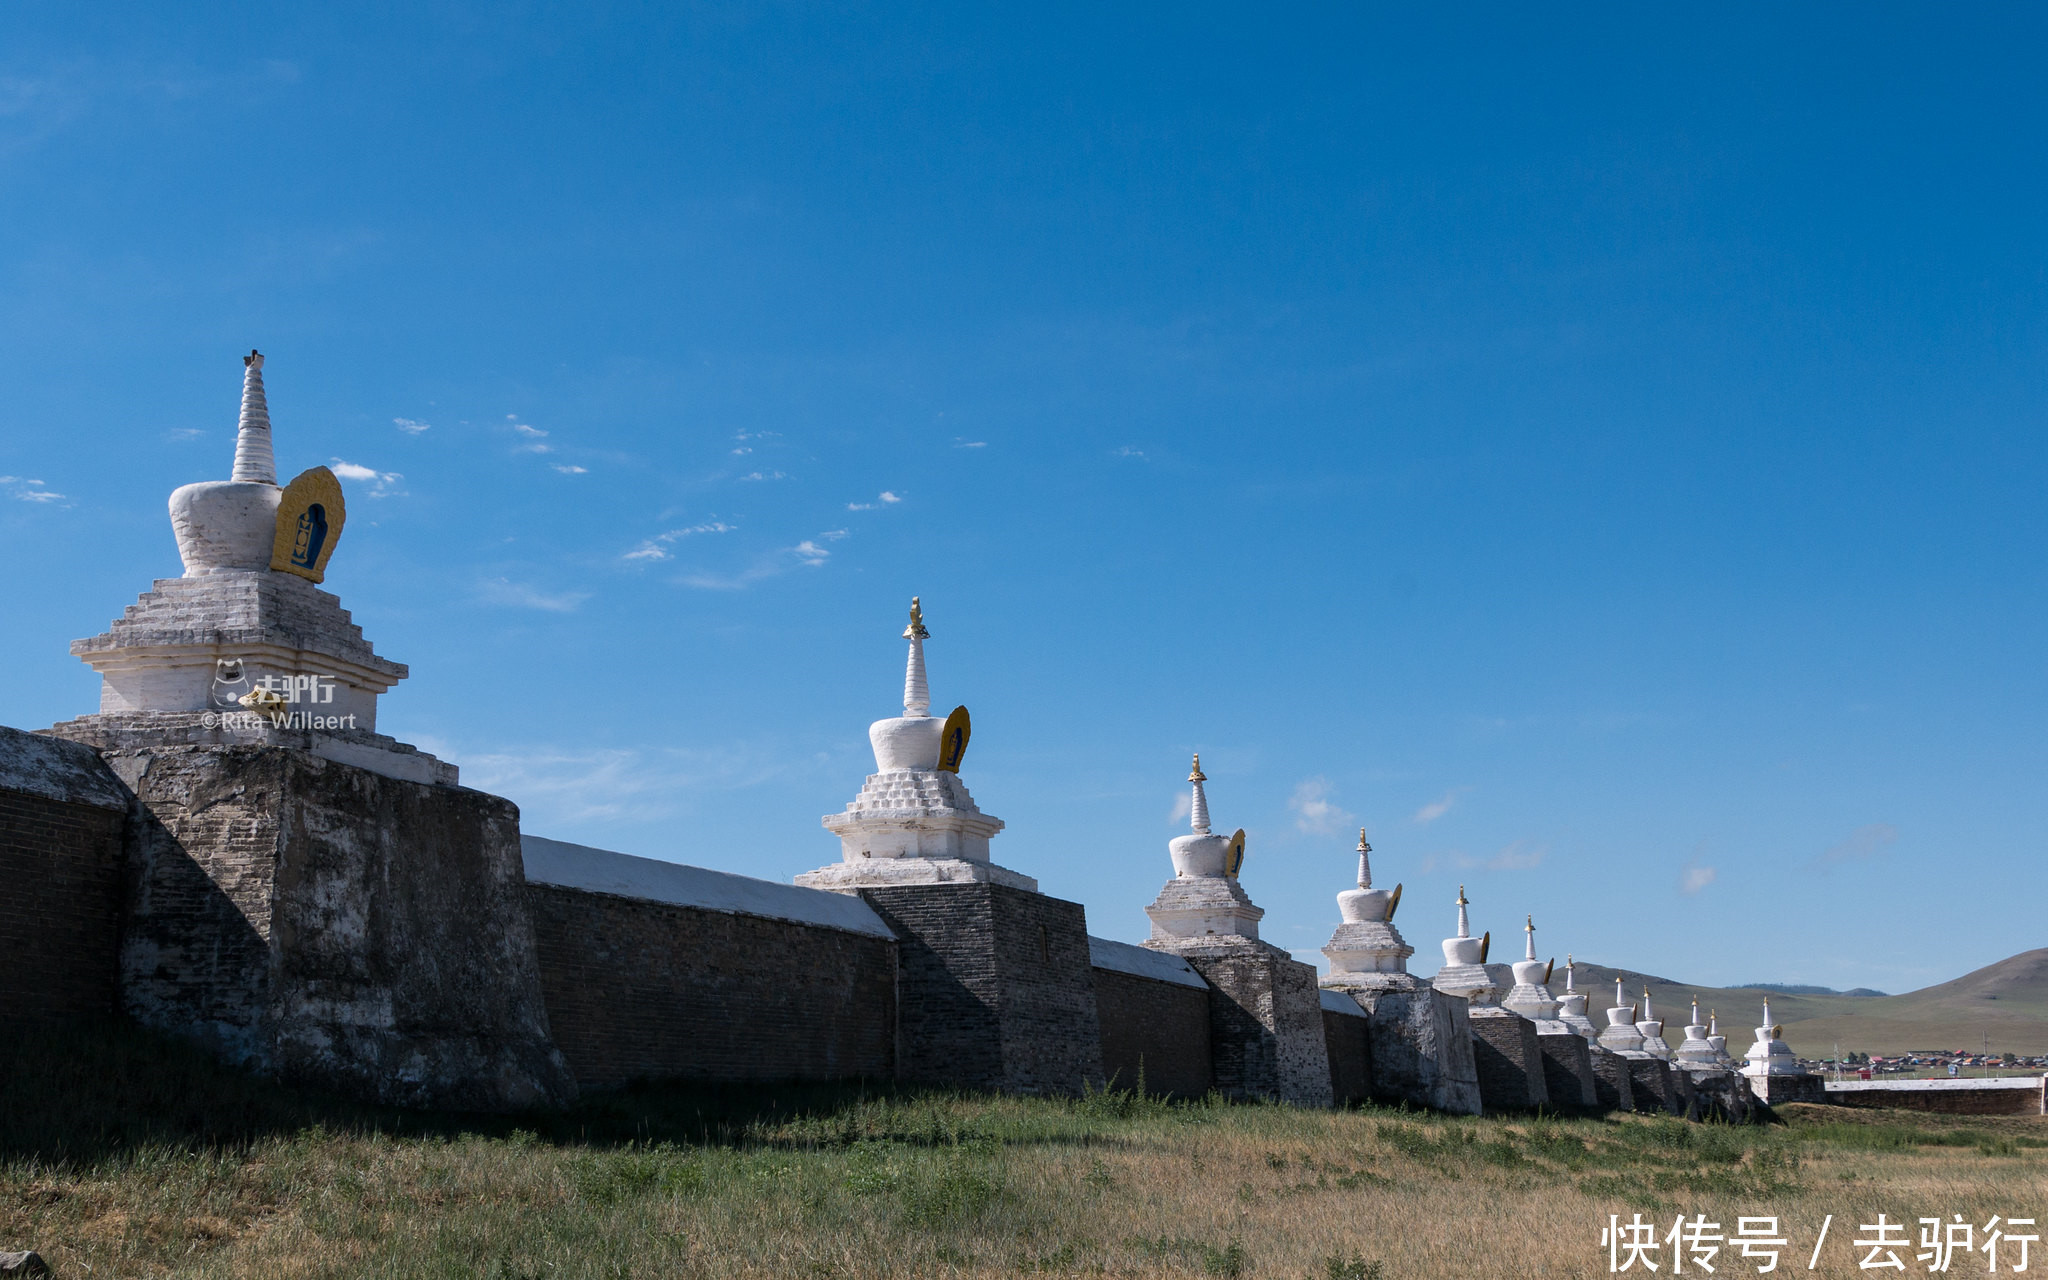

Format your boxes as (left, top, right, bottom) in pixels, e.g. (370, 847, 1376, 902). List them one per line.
(85, 350, 1806, 1093)
(804, 602, 1805, 1085)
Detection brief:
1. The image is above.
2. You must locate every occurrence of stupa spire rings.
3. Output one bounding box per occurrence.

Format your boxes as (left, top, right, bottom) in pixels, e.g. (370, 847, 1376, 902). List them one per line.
(1188, 754, 1210, 833)
(901, 596, 930, 717)
(1355, 828, 1372, 889)
(1455, 885, 1470, 939)
(1523, 915, 1536, 961)
(231, 349, 277, 486)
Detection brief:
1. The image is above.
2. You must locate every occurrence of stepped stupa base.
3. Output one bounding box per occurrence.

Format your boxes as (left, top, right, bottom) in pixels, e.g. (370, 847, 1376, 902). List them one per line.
(796, 856, 1037, 893)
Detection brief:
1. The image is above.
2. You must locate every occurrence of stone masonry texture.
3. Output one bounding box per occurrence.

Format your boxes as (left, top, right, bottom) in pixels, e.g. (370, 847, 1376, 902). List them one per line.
(1092, 967, 1212, 1098)
(100, 742, 575, 1110)
(0, 727, 130, 1019)
(1469, 1013, 1550, 1111)
(860, 882, 1105, 1095)
(1536, 1031, 1600, 1109)
(1180, 945, 1334, 1107)
(525, 884, 897, 1089)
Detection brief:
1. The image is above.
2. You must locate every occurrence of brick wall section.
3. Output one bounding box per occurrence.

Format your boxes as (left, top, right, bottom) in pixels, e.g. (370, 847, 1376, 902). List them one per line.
(1323, 1008, 1372, 1105)
(1469, 1012, 1550, 1110)
(1590, 1049, 1637, 1113)
(1093, 967, 1211, 1098)
(0, 788, 127, 1019)
(525, 884, 896, 1089)
(860, 883, 1104, 1095)
(1627, 1058, 1678, 1113)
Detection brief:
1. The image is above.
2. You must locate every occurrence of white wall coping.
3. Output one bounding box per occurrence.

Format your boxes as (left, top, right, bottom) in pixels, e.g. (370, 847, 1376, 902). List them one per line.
(520, 835, 895, 940)
(1320, 988, 1368, 1017)
(1088, 935, 1207, 989)
(0, 726, 129, 811)
(1824, 1076, 2044, 1093)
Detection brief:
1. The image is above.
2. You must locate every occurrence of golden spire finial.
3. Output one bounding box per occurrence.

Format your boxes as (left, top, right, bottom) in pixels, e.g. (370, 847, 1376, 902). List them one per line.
(1456, 883, 1467, 906)
(1356, 828, 1371, 854)
(903, 596, 929, 640)
(1188, 753, 1206, 783)
(1526, 914, 1534, 931)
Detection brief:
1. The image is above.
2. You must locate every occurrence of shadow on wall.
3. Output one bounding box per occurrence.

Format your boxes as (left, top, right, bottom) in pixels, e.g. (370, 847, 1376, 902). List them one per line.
(0, 1017, 1140, 1167)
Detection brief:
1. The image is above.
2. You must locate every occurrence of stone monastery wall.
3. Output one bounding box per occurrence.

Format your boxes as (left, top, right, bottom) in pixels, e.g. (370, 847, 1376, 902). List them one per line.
(0, 726, 129, 1020)
(521, 837, 899, 1088)
(1089, 937, 1213, 1098)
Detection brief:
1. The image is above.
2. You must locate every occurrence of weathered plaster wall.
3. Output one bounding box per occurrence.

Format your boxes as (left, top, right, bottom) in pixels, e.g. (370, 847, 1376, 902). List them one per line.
(0, 726, 130, 1019)
(90, 742, 574, 1110)
(860, 882, 1105, 1096)
(524, 883, 898, 1089)
(1180, 945, 1334, 1107)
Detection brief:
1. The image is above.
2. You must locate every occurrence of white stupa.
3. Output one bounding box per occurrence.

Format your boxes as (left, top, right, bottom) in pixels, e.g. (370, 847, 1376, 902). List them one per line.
(1740, 1000, 1802, 1079)
(1674, 997, 1719, 1068)
(1142, 757, 1264, 947)
(57, 350, 451, 786)
(1320, 830, 1418, 992)
(1596, 977, 1648, 1056)
(1554, 955, 1601, 1041)
(1706, 1010, 1736, 1067)
(1635, 988, 1675, 1061)
(798, 598, 1023, 892)
(1431, 886, 1499, 1006)
(1500, 916, 1566, 1032)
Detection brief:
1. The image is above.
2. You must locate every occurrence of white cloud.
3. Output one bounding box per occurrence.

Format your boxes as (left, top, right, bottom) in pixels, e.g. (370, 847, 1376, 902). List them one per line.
(393, 417, 430, 434)
(1680, 864, 1717, 895)
(1114, 446, 1147, 460)
(623, 522, 736, 562)
(165, 427, 205, 442)
(551, 464, 588, 475)
(328, 459, 405, 498)
(847, 502, 875, 511)
(1412, 789, 1462, 825)
(819, 528, 850, 540)
(680, 539, 838, 589)
(1289, 776, 1355, 836)
(739, 470, 785, 482)
(509, 419, 547, 437)
(434, 739, 796, 826)
(1168, 791, 1193, 824)
(0, 476, 66, 504)
(1818, 822, 1898, 867)
(1419, 840, 1549, 874)
(514, 443, 555, 455)
(476, 578, 590, 612)
(954, 440, 987, 449)
(731, 447, 752, 456)
(1488, 841, 1546, 870)
(880, 491, 902, 503)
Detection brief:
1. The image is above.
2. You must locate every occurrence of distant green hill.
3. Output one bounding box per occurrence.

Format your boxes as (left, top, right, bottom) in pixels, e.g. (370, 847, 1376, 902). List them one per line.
(1551, 949, 2048, 1059)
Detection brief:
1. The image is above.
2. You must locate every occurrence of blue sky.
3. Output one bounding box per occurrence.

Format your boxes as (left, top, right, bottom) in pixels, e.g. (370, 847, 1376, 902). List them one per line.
(2, 5, 2044, 993)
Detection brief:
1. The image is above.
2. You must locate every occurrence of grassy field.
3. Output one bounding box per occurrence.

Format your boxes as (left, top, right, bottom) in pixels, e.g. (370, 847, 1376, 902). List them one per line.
(7, 1021, 2048, 1278)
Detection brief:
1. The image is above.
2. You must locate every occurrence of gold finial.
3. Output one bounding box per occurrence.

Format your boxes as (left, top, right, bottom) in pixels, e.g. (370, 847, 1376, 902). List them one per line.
(1456, 884, 1467, 905)
(1356, 828, 1371, 854)
(904, 596, 929, 640)
(1526, 914, 1534, 931)
(1189, 754, 1206, 783)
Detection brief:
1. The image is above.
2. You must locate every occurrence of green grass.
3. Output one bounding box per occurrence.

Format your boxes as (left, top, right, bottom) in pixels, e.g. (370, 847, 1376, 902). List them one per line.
(5, 1018, 2047, 1278)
